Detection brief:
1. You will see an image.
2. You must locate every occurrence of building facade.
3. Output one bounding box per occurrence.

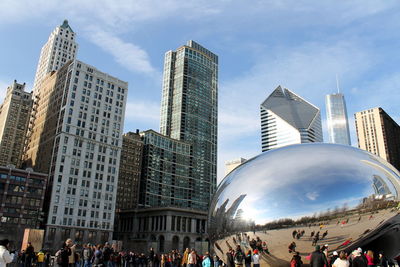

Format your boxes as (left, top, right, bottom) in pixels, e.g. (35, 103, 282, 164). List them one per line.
(325, 93, 351, 145)
(116, 131, 143, 211)
(224, 158, 247, 176)
(32, 20, 77, 93)
(160, 40, 218, 210)
(0, 166, 47, 247)
(115, 208, 208, 253)
(355, 107, 400, 170)
(0, 81, 32, 167)
(24, 60, 127, 248)
(260, 86, 323, 152)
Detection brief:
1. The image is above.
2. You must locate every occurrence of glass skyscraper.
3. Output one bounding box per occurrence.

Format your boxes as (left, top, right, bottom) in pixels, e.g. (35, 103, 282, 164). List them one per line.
(160, 40, 218, 211)
(325, 93, 351, 145)
(260, 86, 323, 152)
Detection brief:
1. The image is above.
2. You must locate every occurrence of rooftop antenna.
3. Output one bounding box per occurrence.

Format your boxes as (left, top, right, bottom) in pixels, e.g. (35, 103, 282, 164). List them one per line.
(336, 74, 340, 94)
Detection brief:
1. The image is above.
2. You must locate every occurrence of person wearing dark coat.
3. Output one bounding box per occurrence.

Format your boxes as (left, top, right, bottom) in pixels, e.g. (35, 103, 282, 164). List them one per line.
(309, 246, 328, 267)
(225, 249, 234, 267)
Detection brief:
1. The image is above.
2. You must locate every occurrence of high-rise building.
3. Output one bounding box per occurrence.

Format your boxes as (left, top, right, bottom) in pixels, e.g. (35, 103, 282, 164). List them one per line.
(260, 85, 323, 152)
(115, 41, 217, 253)
(24, 60, 127, 247)
(0, 81, 32, 167)
(325, 93, 351, 145)
(355, 107, 400, 170)
(116, 131, 143, 211)
(225, 158, 247, 176)
(139, 130, 193, 208)
(160, 40, 218, 210)
(0, 166, 47, 247)
(32, 20, 78, 93)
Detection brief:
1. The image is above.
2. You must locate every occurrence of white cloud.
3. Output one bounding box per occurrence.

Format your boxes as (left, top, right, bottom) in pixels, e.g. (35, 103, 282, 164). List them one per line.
(306, 191, 319, 201)
(85, 27, 158, 76)
(124, 99, 160, 124)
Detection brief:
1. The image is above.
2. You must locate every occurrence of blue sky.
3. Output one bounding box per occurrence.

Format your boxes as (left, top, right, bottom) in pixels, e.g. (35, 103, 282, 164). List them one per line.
(1, 0, 400, 182)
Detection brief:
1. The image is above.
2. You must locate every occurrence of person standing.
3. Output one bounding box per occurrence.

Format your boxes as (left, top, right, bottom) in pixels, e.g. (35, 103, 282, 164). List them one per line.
(65, 239, 76, 267)
(149, 248, 155, 267)
(37, 250, 45, 267)
(226, 249, 234, 267)
(181, 249, 189, 267)
(310, 245, 328, 267)
(244, 250, 251, 267)
(252, 250, 260, 267)
(83, 244, 94, 267)
(290, 252, 302, 267)
(56, 243, 72, 267)
(187, 250, 196, 267)
(201, 253, 210, 267)
(0, 239, 15, 267)
(233, 246, 244, 267)
(25, 243, 35, 267)
(332, 251, 349, 267)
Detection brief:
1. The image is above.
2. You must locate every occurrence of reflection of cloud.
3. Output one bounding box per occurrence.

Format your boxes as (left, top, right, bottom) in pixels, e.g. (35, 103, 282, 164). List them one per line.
(306, 191, 319, 201)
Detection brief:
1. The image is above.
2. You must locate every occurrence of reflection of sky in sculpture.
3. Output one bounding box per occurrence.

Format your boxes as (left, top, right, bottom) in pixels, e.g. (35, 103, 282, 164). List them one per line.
(212, 143, 400, 224)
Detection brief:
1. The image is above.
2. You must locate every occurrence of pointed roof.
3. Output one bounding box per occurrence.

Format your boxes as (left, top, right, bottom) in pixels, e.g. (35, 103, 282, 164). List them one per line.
(261, 85, 319, 129)
(60, 19, 74, 33)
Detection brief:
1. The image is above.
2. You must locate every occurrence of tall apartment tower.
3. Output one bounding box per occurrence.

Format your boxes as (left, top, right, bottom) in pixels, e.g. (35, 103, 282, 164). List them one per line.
(24, 60, 127, 247)
(160, 40, 218, 210)
(355, 108, 400, 170)
(260, 85, 323, 152)
(116, 131, 143, 211)
(32, 20, 78, 92)
(0, 81, 32, 167)
(326, 93, 351, 145)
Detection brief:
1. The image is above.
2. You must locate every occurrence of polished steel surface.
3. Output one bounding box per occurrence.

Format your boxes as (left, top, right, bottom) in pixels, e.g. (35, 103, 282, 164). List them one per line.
(209, 143, 400, 266)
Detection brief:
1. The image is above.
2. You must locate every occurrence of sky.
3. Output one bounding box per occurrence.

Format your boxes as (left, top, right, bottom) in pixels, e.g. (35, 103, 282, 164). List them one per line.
(1, 0, 400, 182)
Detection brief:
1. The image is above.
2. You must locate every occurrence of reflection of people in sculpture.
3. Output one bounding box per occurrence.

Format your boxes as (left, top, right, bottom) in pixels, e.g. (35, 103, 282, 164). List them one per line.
(233, 245, 244, 267)
(322, 230, 328, 240)
(309, 245, 328, 267)
(225, 248, 234, 267)
(290, 252, 303, 267)
(261, 242, 270, 255)
(252, 250, 260, 267)
(292, 230, 297, 239)
(311, 231, 315, 238)
(288, 242, 296, 253)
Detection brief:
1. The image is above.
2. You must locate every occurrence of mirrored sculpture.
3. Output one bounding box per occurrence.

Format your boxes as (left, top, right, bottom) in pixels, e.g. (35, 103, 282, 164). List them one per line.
(208, 144, 400, 266)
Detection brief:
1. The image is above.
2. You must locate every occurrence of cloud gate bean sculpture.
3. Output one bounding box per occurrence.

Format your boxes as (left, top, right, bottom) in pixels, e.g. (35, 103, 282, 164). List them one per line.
(208, 144, 400, 266)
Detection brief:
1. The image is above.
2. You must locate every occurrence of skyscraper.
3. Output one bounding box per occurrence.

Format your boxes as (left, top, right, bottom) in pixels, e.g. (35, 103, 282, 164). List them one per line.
(160, 40, 218, 210)
(24, 59, 127, 247)
(260, 85, 323, 152)
(355, 107, 400, 170)
(325, 93, 351, 145)
(0, 80, 32, 167)
(116, 131, 143, 211)
(115, 41, 217, 253)
(32, 20, 78, 92)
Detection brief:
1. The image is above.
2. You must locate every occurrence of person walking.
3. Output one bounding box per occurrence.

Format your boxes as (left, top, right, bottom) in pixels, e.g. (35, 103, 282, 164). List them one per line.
(0, 239, 15, 267)
(310, 245, 328, 267)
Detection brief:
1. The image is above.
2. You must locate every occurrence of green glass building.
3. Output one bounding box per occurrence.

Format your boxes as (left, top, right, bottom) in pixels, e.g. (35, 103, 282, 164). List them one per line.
(159, 40, 218, 211)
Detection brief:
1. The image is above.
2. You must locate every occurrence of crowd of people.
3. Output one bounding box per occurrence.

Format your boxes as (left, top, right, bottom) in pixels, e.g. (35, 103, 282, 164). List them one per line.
(2, 237, 400, 267)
